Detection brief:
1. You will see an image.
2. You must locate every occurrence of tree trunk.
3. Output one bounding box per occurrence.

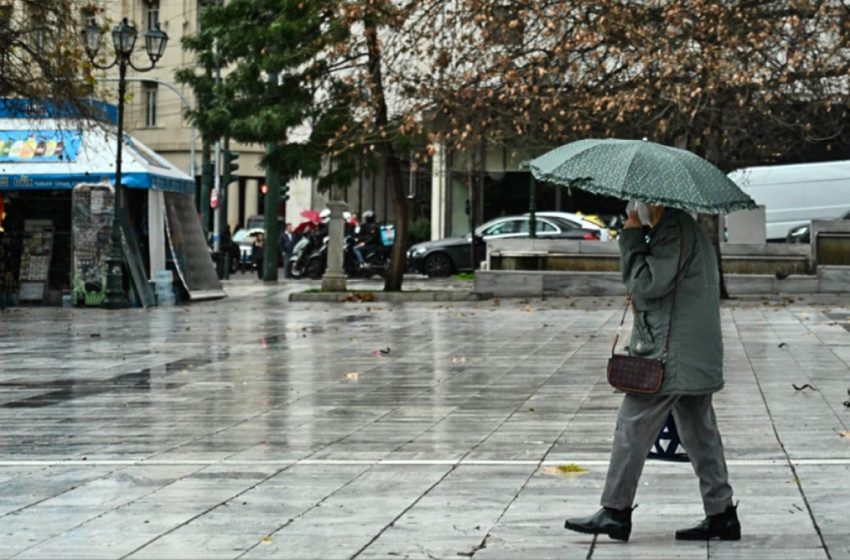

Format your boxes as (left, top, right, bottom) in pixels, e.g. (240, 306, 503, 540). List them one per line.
(701, 115, 731, 300)
(384, 148, 408, 291)
(363, 6, 407, 291)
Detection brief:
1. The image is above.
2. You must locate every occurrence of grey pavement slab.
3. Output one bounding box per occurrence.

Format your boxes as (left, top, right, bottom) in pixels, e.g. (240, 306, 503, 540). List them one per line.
(0, 278, 848, 559)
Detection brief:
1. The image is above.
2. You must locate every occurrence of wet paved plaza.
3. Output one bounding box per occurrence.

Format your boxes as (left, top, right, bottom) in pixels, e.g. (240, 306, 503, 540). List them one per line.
(1, 278, 849, 559)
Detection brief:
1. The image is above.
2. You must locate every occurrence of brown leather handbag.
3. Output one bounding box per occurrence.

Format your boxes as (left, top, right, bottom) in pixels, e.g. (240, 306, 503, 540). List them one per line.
(607, 347, 666, 394)
(607, 227, 683, 394)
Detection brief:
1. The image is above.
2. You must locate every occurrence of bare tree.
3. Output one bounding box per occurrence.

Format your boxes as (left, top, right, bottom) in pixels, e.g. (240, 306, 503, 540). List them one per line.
(0, 1, 95, 113)
(402, 0, 850, 296)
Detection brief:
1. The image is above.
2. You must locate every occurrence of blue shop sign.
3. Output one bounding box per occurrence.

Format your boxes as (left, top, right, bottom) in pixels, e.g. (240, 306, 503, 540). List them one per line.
(0, 130, 82, 163)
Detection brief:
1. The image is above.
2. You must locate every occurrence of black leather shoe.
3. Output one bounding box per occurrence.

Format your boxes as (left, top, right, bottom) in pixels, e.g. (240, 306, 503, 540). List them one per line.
(676, 504, 741, 541)
(564, 507, 632, 541)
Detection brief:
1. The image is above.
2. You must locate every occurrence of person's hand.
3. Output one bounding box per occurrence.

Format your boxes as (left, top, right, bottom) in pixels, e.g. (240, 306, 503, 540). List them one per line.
(623, 211, 642, 229)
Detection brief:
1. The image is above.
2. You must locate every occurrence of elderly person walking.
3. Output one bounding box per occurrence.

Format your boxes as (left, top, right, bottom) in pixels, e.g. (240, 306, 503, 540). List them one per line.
(564, 202, 739, 542)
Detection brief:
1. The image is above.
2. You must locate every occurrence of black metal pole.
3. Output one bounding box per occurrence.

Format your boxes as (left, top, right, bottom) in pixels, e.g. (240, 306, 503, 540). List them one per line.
(263, 143, 280, 282)
(467, 154, 475, 271)
(200, 141, 212, 237)
(529, 175, 537, 238)
(102, 59, 129, 308)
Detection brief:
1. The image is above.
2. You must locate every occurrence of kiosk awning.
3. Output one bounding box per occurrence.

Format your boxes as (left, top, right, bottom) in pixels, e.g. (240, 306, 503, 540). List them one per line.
(0, 119, 194, 194)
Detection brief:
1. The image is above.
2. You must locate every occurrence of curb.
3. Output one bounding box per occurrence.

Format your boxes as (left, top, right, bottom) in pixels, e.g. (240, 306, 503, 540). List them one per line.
(289, 290, 492, 303)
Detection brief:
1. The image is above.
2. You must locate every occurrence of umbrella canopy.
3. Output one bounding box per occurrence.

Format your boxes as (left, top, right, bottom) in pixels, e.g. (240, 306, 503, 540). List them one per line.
(299, 209, 321, 224)
(528, 138, 757, 214)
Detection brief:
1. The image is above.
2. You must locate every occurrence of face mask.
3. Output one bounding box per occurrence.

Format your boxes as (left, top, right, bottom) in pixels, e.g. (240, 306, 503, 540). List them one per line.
(626, 200, 653, 226)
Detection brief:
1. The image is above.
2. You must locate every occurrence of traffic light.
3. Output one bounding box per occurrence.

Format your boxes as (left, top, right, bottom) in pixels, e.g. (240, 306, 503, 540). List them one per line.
(223, 150, 239, 185)
(280, 182, 290, 202)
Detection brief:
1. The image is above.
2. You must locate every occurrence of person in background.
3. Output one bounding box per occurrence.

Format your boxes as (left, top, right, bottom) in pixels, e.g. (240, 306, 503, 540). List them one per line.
(251, 232, 265, 279)
(294, 213, 319, 237)
(352, 210, 379, 268)
(316, 208, 331, 237)
(279, 223, 295, 278)
(343, 212, 356, 237)
(220, 224, 235, 273)
(221, 223, 232, 247)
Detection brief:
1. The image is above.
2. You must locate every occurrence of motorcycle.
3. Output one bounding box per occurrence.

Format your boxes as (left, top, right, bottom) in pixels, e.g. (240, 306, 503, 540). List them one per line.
(345, 237, 392, 279)
(305, 236, 391, 279)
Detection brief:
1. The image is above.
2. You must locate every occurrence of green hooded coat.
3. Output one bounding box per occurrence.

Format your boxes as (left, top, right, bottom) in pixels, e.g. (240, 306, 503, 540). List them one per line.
(618, 208, 724, 395)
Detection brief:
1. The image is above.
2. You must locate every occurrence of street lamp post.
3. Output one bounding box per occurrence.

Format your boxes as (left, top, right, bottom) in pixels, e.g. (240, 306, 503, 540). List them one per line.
(82, 18, 168, 309)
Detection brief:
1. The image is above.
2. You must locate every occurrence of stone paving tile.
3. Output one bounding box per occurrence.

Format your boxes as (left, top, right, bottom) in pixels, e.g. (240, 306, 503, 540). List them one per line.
(125, 463, 374, 559)
(0, 283, 848, 558)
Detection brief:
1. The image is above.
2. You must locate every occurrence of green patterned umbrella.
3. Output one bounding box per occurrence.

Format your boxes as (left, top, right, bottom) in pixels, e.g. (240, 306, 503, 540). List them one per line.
(528, 138, 757, 214)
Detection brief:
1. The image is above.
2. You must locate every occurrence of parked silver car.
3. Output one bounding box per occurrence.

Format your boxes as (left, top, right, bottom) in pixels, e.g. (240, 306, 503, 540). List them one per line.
(407, 214, 599, 277)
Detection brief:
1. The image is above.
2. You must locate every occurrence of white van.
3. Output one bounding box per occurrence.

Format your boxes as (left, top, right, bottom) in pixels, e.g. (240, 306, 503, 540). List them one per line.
(728, 160, 850, 241)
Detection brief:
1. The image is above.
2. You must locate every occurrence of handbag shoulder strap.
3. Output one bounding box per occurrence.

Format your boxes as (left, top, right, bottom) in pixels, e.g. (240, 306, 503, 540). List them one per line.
(611, 222, 685, 357)
(610, 294, 632, 355)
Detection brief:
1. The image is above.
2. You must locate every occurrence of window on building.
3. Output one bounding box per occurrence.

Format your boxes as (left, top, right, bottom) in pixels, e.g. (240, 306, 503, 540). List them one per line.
(146, 1, 160, 31)
(143, 82, 158, 127)
(27, 4, 50, 51)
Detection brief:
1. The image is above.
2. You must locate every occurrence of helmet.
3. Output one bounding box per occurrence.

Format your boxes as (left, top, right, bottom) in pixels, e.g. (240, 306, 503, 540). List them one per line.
(363, 210, 376, 224)
(343, 211, 351, 221)
(319, 208, 331, 223)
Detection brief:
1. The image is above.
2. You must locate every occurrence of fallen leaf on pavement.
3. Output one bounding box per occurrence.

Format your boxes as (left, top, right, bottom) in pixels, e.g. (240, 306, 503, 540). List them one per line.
(346, 372, 360, 381)
(543, 463, 588, 476)
(261, 536, 273, 544)
(450, 356, 466, 364)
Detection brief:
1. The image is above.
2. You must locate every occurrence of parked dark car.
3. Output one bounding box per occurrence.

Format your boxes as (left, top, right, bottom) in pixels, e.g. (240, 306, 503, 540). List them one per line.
(786, 224, 811, 244)
(786, 210, 850, 244)
(407, 215, 599, 277)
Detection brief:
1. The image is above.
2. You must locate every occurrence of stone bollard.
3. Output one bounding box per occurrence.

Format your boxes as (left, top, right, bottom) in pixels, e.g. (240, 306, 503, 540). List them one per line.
(321, 201, 348, 292)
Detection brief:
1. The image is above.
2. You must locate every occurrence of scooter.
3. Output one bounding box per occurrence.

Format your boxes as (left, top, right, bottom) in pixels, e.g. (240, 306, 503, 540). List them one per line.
(288, 231, 325, 279)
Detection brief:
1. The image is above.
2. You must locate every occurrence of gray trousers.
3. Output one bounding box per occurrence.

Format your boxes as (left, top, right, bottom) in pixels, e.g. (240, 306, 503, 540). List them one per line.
(601, 393, 734, 516)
